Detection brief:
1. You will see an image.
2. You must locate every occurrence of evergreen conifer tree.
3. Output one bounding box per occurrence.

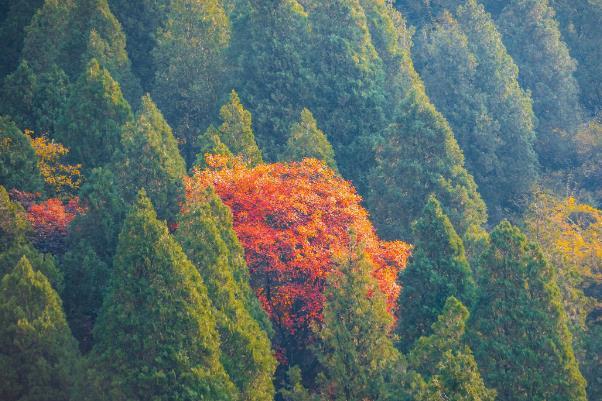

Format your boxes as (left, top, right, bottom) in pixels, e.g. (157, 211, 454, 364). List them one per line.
(0, 61, 70, 136)
(413, 1, 538, 221)
(283, 108, 337, 171)
(193, 125, 234, 169)
(367, 83, 487, 241)
(0, 185, 62, 291)
(108, 0, 167, 91)
(312, 242, 401, 401)
(57, 59, 132, 170)
(176, 189, 276, 401)
(22, 0, 141, 103)
(0, 257, 80, 401)
(152, 0, 231, 164)
(89, 190, 238, 401)
(305, 0, 387, 191)
(213, 91, 264, 166)
(0, 117, 43, 192)
(114, 94, 186, 222)
(407, 297, 496, 401)
(230, 0, 313, 159)
(0, 0, 44, 78)
(495, 0, 583, 170)
(396, 196, 477, 352)
(469, 221, 587, 401)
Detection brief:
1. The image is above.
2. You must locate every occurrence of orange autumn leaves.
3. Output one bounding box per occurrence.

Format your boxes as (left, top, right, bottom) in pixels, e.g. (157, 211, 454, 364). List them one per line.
(186, 157, 410, 335)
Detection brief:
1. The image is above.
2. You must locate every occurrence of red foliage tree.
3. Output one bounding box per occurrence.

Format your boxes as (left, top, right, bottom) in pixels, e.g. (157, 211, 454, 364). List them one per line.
(186, 157, 410, 340)
(26, 197, 84, 254)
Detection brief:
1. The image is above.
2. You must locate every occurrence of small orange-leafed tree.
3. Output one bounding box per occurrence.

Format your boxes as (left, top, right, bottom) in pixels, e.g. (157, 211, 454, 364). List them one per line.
(26, 197, 85, 254)
(186, 156, 410, 351)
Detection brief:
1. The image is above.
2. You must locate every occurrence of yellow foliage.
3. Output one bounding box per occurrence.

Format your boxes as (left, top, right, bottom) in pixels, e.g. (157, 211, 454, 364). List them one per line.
(25, 130, 82, 196)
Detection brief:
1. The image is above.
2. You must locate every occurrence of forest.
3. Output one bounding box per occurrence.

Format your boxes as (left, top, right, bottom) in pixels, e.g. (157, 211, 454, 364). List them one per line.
(0, 0, 600, 400)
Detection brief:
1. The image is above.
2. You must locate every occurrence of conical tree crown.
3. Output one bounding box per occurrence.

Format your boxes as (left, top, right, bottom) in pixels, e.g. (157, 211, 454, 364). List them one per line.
(313, 242, 401, 401)
(283, 108, 337, 171)
(469, 221, 587, 401)
(216, 90, 263, 166)
(407, 296, 496, 401)
(22, 0, 141, 102)
(0, 116, 43, 192)
(230, 0, 313, 159)
(0, 256, 79, 401)
(58, 59, 132, 170)
(193, 125, 234, 169)
(176, 188, 276, 401)
(396, 195, 476, 351)
(90, 190, 238, 401)
(116, 94, 186, 222)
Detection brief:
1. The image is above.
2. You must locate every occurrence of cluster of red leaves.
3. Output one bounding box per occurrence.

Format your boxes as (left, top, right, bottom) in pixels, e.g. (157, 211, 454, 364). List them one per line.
(26, 196, 85, 254)
(186, 157, 410, 336)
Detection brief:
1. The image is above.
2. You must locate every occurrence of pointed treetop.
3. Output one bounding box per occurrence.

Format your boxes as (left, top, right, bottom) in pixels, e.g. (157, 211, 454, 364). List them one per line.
(217, 90, 263, 166)
(283, 108, 338, 171)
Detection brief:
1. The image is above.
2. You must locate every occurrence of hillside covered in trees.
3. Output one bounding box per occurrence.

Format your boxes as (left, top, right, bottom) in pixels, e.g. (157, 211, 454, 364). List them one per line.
(0, 0, 600, 400)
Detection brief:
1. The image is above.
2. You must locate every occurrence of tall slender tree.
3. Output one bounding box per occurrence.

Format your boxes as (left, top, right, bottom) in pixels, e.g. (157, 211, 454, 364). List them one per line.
(114, 94, 186, 222)
(88, 191, 238, 401)
(57, 59, 132, 170)
(0, 257, 80, 401)
(494, 0, 583, 170)
(396, 196, 476, 352)
(311, 242, 402, 401)
(0, 117, 43, 192)
(152, 0, 231, 164)
(176, 189, 276, 401)
(230, 0, 313, 159)
(407, 297, 496, 401)
(412, 0, 538, 221)
(282, 108, 338, 171)
(22, 0, 140, 103)
(469, 221, 587, 401)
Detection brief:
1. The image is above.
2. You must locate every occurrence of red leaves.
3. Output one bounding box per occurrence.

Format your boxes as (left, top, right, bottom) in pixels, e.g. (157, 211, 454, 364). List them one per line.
(26, 197, 84, 254)
(186, 158, 410, 337)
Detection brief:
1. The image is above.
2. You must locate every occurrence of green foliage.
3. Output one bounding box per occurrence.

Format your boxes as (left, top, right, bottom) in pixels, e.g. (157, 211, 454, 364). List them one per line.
(108, 0, 167, 91)
(282, 108, 338, 171)
(176, 189, 276, 401)
(305, 0, 387, 191)
(0, 256, 80, 401)
(0, 61, 70, 135)
(57, 59, 132, 170)
(368, 86, 487, 241)
(0, 117, 43, 192)
(60, 241, 109, 353)
(213, 90, 264, 166)
(0, 185, 62, 291)
(469, 221, 587, 401)
(193, 125, 234, 169)
(312, 242, 401, 401)
(230, 0, 312, 159)
(22, 0, 141, 103)
(152, 0, 231, 164)
(407, 297, 496, 401)
(280, 366, 321, 401)
(114, 94, 186, 222)
(494, 0, 583, 170)
(63, 167, 126, 350)
(88, 191, 238, 401)
(396, 196, 477, 352)
(0, 0, 43, 78)
(413, 1, 538, 221)
(550, 0, 602, 114)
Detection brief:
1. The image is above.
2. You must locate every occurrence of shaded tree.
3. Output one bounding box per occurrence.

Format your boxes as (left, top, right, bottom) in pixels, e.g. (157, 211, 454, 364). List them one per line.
(469, 221, 587, 401)
(0, 117, 43, 192)
(88, 191, 238, 400)
(0, 256, 80, 401)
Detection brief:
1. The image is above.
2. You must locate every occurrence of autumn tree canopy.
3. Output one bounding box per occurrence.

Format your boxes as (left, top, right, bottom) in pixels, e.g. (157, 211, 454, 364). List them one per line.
(186, 158, 410, 344)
